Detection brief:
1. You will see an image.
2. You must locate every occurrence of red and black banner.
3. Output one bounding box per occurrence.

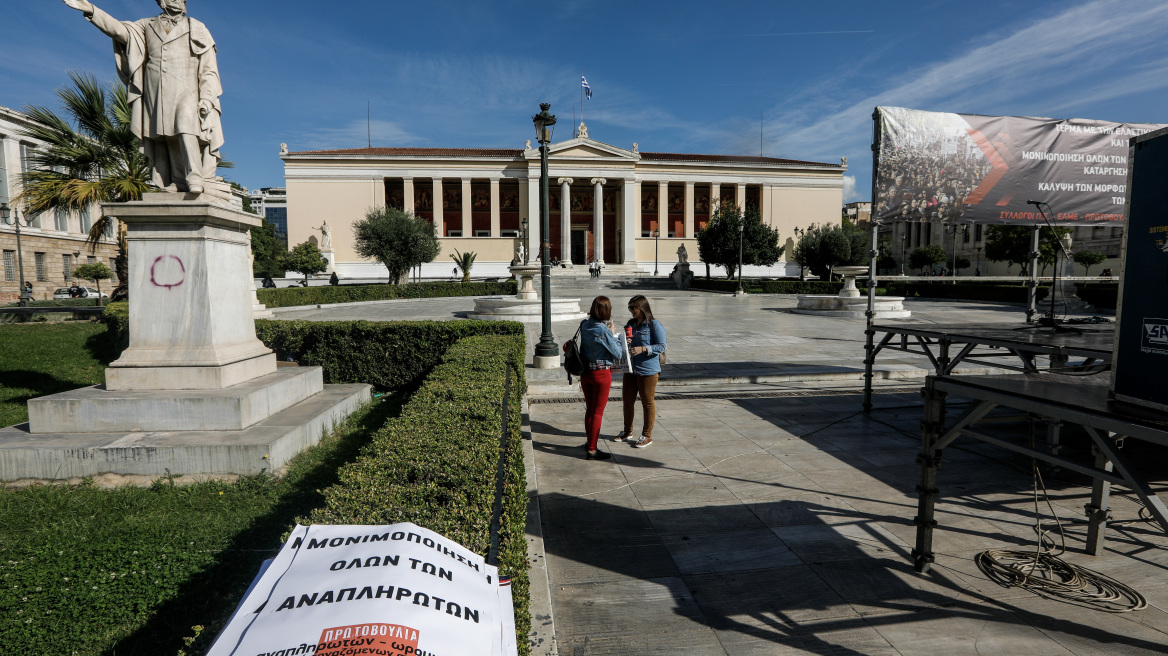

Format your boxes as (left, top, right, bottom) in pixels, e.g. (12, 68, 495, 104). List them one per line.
(873, 106, 1163, 225)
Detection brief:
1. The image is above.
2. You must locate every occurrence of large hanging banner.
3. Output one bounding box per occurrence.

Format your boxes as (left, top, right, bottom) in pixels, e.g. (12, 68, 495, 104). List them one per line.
(873, 106, 1163, 225)
(206, 523, 519, 656)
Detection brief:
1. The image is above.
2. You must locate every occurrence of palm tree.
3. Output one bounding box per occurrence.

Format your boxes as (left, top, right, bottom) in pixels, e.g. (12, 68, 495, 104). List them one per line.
(450, 249, 477, 284)
(16, 71, 154, 301)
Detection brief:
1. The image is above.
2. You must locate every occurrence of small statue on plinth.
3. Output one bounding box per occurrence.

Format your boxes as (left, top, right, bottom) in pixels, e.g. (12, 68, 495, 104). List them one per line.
(672, 244, 693, 289)
(62, 0, 224, 196)
(313, 220, 333, 251)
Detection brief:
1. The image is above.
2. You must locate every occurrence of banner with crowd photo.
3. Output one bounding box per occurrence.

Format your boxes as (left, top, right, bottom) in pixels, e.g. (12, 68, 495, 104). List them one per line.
(872, 106, 1164, 225)
(206, 523, 519, 656)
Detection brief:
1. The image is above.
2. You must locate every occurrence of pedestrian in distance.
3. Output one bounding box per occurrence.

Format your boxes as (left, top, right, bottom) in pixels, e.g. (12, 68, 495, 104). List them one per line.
(575, 296, 625, 460)
(616, 295, 667, 448)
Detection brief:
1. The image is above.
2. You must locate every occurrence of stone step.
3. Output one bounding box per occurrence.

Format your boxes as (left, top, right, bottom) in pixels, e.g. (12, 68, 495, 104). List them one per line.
(1, 383, 371, 483)
(28, 367, 324, 434)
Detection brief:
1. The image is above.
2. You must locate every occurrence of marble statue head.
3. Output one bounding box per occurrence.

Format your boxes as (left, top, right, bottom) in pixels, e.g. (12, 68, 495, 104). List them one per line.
(156, 0, 187, 11)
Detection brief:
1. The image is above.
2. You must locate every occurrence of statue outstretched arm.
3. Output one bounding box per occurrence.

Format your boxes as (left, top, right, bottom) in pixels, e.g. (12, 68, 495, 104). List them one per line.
(63, 0, 130, 44)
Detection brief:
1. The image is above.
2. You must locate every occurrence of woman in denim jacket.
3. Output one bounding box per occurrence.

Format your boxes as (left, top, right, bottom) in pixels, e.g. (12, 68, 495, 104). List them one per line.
(576, 296, 625, 460)
(616, 295, 666, 448)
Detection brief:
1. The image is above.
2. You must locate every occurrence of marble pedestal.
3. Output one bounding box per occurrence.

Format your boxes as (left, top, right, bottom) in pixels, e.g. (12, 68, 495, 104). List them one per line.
(511, 265, 539, 300)
(103, 194, 276, 391)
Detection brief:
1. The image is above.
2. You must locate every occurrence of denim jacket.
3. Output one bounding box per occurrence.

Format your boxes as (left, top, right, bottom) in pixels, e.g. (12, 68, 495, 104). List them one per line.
(625, 318, 666, 375)
(579, 319, 624, 366)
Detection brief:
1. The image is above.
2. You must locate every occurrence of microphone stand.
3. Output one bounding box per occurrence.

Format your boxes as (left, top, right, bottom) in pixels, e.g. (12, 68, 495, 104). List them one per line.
(1031, 202, 1080, 334)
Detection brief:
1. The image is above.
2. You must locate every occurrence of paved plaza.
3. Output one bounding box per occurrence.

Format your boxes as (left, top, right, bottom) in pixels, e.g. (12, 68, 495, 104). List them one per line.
(276, 283, 1168, 655)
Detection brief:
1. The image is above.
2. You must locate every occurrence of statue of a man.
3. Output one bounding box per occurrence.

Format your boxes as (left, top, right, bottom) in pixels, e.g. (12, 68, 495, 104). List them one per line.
(313, 220, 332, 251)
(62, 0, 224, 195)
(677, 243, 689, 264)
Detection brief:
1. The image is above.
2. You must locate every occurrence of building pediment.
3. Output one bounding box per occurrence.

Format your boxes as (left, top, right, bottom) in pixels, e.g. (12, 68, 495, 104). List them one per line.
(525, 137, 639, 162)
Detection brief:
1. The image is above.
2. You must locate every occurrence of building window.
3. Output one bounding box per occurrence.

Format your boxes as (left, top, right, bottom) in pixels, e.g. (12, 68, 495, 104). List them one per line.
(63, 254, 73, 282)
(265, 206, 288, 247)
(35, 252, 47, 281)
(1111, 227, 1123, 238)
(500, 229, 518, 237)
(963, 228, 970, 243)
(975, 224, 983, 242)
(80, 207, 92, 233)
(110, 257, 118, 281)
(55, 207, 69, 232)
(3, 250, 14, 282)
(87, 255, 96, 265)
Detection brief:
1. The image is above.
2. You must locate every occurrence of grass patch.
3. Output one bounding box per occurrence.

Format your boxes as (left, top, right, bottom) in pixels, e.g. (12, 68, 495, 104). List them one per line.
(0, 395, 407, 656)
(0, 321, 118, 427)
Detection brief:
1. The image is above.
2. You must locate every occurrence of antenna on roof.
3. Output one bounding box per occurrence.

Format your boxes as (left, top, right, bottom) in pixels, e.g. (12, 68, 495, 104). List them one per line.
(760, 110, 764, 157)
(367, 101, 371, 148)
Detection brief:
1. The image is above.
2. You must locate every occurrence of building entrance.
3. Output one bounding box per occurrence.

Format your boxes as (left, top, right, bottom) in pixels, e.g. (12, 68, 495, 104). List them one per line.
(570, 229, 588, 265)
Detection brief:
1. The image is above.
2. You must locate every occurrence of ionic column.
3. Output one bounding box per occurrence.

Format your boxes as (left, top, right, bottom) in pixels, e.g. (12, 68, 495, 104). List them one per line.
(403, 177, 415, 214)
(432, 177, 444, 235)
(558, 177, 573, 265)
(657, 181, 668, 237)
(684, 181, 695, 238)
(735, 183, 746, 210)
(489, 178, 501, 237)
(461, 178, 472, 237)
(591, 178, 606, 263)
(622, 179, 638, 263)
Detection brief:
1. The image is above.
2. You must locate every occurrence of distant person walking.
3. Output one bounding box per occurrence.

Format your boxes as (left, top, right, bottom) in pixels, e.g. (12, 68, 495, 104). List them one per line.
(616, 295, 667, 448)
(576, 296, 624, 460)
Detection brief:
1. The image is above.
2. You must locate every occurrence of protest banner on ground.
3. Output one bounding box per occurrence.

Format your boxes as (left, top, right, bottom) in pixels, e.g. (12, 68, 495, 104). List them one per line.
(206, 523, 517, 656)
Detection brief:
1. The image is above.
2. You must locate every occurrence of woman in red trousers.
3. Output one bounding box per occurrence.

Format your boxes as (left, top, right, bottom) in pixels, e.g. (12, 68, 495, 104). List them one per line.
(575, 296, 625, 460)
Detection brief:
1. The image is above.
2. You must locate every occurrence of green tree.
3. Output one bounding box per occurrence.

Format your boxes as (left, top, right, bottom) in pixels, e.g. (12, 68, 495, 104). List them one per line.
(1072, 249, 1107, 277)
(282, 241, 328, 286)
(71, 262, 112, 306)
(16, 72, 156, 301)
(953, 256, 972, 274)
(250, 219, 287, 276)
(695, 203, 783, 279)
(818, 227, 852, 279)
(450, 249, 477, 284)
(790, 225, 820, 279)
(910, 245, 947, 273)
(984, 225, 1070, 275)
(352, 206, 441, 284)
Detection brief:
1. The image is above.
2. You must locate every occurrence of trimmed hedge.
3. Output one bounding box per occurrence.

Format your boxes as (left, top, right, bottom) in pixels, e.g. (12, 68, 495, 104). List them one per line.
(103, 303, 524, 390)
(310, 335, 530, 653)
(257, 280, 518, 308)
(3, 298, 104, 308)
(1075, 283, 1118, 310)
(885, 282, 1047, 303)
(690, 279, 846, 294)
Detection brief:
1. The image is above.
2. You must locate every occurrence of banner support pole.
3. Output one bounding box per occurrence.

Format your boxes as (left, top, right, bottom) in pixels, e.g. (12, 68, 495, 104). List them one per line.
(864, 107, 881, 414)
(1026, 226, 1040, 323)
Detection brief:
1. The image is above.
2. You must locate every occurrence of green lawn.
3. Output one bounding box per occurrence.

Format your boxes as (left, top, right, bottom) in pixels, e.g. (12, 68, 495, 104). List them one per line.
(0, 321, 409, 655)
(0, 321, 115, 428)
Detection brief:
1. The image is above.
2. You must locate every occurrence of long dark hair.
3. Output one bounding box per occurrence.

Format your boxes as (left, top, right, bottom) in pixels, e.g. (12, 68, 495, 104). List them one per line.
(627, 295, 654, 327)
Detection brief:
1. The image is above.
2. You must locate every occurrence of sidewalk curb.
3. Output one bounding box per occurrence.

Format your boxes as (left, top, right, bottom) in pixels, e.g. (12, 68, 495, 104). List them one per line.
(522, 396, 558, 656)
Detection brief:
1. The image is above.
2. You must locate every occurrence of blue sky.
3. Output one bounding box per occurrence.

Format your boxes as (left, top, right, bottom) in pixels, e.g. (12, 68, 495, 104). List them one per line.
(3, 0, 1167, 199)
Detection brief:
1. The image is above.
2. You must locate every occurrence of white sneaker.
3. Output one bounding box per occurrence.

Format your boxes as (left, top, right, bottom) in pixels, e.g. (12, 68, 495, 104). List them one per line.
(633, 436, 653, 448)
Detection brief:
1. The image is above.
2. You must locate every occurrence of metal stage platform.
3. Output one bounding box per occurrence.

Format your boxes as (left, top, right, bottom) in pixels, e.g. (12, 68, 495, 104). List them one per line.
(910, 372, 1168, 574)
(863, 322, 1115, 411)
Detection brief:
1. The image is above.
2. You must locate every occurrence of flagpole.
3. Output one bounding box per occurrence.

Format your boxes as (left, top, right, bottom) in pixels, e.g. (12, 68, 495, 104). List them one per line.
(579, 70, 584, 130)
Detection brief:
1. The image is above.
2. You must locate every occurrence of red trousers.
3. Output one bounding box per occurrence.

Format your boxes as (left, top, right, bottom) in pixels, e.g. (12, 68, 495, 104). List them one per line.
(580, 368, 613, 451)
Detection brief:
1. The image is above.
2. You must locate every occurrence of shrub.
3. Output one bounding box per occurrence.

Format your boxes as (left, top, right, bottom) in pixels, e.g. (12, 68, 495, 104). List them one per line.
(690, 279, 846, 294)
(257, 280, 517, 308)
(4, 298, 103, 308)
(1074, 282, 1118, 310)
(103, 303, 523, 390)
(310, 335, 530, 653)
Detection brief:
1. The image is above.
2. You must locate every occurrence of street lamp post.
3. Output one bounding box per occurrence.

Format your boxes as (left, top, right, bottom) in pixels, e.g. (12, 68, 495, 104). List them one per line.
(900, 230, 907, 276)
(532, 103, 559, 368)
(976, 246, 982, 276)
(653, 227, 659, 276)
(0, 203, 31, 307)
(520, 217, 529, 265)
(735, 217, 745, 296)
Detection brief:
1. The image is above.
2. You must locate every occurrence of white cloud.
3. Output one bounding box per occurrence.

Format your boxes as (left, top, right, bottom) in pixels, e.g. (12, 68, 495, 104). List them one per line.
(842, 175, 858, 202)
(768, 0, 1168, 163)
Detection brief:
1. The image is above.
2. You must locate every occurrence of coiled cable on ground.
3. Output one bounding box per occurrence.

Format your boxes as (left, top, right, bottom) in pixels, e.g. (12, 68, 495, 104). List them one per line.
(976, 421, 1147, 613)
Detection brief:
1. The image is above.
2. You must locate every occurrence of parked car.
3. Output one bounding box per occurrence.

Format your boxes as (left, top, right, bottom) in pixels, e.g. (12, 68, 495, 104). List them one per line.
(52, 286, 109, 300)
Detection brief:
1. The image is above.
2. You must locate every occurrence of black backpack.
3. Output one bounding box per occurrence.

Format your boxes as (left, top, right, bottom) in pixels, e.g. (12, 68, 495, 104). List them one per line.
(563, 323, 586, 383)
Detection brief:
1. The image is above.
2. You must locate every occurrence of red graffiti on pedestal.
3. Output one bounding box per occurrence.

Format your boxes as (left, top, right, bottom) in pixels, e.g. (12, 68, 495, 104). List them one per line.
(150, 255, 186, 289)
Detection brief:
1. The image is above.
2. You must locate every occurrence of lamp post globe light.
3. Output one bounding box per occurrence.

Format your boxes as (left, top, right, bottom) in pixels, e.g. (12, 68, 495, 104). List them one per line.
(532, 103, 559, 369)
(793, 226, 805, 281)
(0, 202, 30, 307)
(735, 217, 745, 296)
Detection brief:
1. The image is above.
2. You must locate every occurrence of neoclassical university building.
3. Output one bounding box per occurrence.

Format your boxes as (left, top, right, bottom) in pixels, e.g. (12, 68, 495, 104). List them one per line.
(282, 126, 847, 278)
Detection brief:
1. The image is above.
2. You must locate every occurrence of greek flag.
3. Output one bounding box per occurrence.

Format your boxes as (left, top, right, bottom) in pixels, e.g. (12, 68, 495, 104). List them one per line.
(581, 75, 592, 100)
